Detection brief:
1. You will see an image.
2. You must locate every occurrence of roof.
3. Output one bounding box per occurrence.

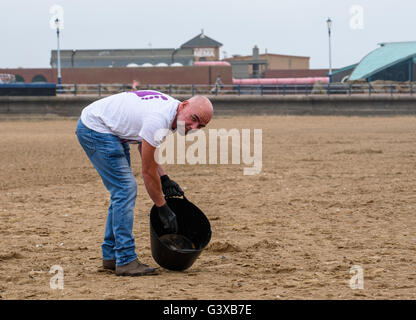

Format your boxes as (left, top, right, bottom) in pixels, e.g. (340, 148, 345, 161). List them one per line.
(52, 48, 193, 57)
(180, 31, 222, 48)
(349, 42, 416, 80)
(225, 53, 310, 61)
(331, 63, 357, 75)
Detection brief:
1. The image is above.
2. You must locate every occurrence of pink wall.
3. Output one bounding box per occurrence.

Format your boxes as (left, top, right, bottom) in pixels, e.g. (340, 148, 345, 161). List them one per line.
(233, 77, 329, 85)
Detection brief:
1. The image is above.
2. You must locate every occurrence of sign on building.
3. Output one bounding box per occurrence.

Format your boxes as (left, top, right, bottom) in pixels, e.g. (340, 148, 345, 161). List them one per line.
(0, 74, 16, 84)
(194, 48, 215, 57)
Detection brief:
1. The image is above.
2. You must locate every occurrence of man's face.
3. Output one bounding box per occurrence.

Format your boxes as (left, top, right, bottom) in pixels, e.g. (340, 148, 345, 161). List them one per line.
(177, 103, 208, 134)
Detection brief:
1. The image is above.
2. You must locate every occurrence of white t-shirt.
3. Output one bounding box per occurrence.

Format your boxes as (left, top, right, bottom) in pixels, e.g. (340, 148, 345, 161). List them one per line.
(80, 90, 179, 147)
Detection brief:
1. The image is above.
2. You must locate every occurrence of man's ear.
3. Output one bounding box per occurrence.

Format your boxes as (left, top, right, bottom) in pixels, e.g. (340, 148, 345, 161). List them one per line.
(181, 100, 189, 109)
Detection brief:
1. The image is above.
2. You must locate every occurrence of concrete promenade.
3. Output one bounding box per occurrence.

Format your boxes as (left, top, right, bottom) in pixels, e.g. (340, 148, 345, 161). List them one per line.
(1, 95, 416, 117)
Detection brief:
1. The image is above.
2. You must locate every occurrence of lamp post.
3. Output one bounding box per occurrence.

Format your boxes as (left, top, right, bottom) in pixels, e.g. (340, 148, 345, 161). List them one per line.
(327, 17, 333, 83)
(55, 18, 62, 88)
(171, 48, 179, 64)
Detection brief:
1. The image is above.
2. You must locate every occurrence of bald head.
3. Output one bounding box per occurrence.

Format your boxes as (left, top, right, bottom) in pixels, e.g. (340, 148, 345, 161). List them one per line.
(187, 95, 213, 125)
(174, 95, 213, 133)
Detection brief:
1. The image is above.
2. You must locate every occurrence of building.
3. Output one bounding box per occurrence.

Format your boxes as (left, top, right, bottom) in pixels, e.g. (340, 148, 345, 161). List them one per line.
(349, 41, 416, 82)
(224, 46, 310, 78)
(50, 30, 222, 68)
(0, 65, 232, 85)
(330, 64, 357, 83)
(223, 46, 267, 79)
(180, 29, 222, 62)
(50, 48, 194, 68)
(264, 68, 332, 79)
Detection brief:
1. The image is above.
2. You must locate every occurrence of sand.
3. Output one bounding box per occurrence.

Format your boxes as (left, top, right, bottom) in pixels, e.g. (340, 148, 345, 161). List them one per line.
(0, 115, 415, 300)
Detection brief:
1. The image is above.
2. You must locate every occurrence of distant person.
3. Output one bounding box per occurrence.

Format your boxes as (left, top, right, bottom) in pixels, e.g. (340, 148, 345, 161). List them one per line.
(132, 80, 139, 90)
(211, 75, 224, 94)
(76, 90, 213, 276)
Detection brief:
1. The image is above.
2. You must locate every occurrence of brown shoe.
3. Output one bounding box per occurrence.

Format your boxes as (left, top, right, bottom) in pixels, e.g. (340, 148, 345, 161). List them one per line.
(103, 259, 116, 271)
(115, 259, 158, 277)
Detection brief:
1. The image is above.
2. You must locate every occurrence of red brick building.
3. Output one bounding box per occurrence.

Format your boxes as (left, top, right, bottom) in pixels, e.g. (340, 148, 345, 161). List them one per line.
(0, 65, 232, 85)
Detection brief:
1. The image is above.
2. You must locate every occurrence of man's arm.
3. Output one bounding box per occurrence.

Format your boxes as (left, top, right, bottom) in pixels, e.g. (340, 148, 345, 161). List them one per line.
(139, 141, 184, 198)
(141, 139, 179, 233)
(140, 139, 165, 207)
(138, 141, 166, 177)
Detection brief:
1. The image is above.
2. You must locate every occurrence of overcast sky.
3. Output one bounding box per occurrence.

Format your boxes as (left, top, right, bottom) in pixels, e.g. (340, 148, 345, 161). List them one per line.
(1, 0, 415, 69)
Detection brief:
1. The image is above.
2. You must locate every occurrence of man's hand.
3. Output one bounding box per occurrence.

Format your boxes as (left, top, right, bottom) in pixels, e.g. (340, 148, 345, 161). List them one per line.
(161, 175, 184, 198)
(157, 203, 178, 234)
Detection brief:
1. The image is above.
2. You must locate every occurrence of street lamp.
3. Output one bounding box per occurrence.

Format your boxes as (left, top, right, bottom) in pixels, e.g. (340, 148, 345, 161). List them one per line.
(171, 48, 179, 64)
(327, 17, 333, 83)
(55, 17, 62, 87)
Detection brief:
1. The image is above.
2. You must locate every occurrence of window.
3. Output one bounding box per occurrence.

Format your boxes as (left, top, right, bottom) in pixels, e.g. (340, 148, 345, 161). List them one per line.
(15, 75, 25, 82)
(31, 75, 47, 83)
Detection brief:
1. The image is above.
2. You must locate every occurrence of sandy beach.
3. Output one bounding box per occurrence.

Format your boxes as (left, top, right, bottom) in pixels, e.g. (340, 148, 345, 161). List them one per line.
(0, 115, 415, 299)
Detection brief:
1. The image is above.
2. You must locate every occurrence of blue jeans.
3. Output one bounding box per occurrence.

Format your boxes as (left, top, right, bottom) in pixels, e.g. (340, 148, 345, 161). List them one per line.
(76, 119, 137, 266)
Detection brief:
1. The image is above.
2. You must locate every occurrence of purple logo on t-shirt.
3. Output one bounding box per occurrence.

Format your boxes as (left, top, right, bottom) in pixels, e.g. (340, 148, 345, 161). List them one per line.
(131, 90, 168, 101)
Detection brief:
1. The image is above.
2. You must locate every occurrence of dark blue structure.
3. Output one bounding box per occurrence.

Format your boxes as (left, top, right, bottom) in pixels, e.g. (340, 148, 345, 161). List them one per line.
(0, 83, 56, 96)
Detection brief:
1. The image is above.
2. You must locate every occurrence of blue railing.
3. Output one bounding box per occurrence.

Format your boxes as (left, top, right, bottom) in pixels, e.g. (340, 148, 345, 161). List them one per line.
(8, 82, 412, 97)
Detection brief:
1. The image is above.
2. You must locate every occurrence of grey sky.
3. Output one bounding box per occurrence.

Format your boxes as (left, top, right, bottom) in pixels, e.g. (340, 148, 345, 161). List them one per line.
(1, 0, 415, 69)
